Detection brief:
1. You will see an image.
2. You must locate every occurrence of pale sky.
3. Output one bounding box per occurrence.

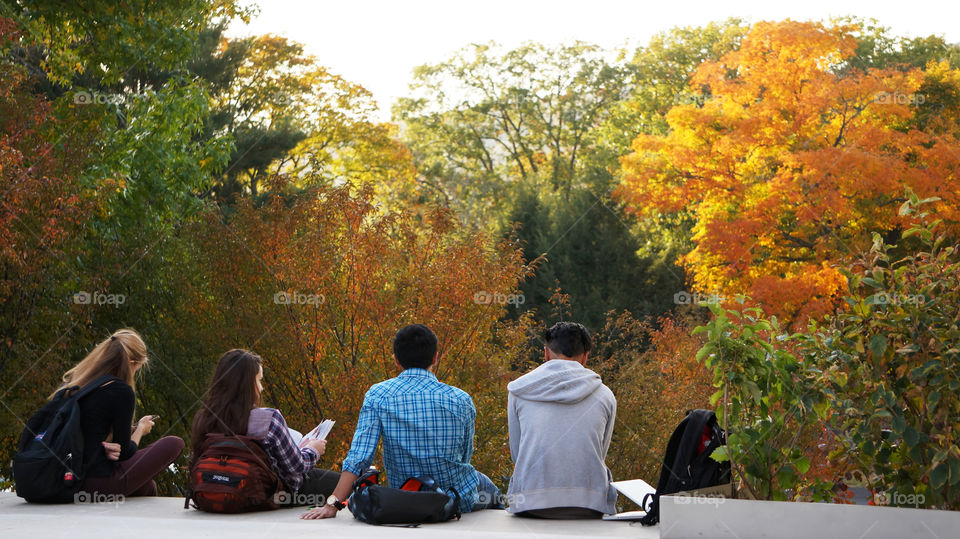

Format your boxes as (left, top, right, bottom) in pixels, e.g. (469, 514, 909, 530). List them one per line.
(227, 0, 960, 120)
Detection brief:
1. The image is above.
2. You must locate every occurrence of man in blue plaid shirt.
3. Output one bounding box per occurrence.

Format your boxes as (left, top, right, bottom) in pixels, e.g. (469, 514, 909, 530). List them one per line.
(302, 324, 502, 519)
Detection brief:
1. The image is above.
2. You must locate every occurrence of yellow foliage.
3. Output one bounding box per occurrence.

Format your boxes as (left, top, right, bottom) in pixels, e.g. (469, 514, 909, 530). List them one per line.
(618, 20, 960, 327)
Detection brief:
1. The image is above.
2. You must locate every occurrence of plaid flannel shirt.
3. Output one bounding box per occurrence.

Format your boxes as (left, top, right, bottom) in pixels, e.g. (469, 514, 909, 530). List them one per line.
(253, 408, 318, 492)
(341, 368, 480, 512)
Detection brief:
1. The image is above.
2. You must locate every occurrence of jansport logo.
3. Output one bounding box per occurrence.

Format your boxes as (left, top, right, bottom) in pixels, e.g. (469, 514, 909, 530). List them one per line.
(201, 471, 241, 487)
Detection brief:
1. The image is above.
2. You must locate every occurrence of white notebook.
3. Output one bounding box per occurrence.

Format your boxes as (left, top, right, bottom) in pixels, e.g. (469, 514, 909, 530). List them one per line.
(288, 419, 335, 447)
(302, 419, 335, 442)
(602, 479, 656, 521)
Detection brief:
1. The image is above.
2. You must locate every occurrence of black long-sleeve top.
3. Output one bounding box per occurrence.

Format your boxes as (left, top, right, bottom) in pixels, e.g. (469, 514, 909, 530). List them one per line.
(77, 381, 138, 477)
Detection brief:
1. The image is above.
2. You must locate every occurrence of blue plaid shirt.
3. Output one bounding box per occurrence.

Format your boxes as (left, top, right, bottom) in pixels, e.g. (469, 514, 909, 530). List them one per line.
(341, 368, 480, 512)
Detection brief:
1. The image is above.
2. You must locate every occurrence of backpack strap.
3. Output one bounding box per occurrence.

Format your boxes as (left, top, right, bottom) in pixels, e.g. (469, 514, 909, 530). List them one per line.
(653, 413, 691, 492)
(68, 374, 123, 401)
(444, 487, 462, 521)
(638, 492, 659, 526)
(353, 467, 379, 490)
(641, 492, 654, 510)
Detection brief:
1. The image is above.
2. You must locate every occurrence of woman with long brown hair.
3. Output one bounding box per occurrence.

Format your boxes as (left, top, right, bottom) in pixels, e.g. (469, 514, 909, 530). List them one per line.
(63, 328, 184, 496)
(191, 349, 339, 504)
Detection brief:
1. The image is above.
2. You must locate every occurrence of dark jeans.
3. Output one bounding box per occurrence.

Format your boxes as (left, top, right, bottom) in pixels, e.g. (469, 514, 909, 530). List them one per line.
(83, 436, 184, 497)
(280, 468, 340, 507)
(516, 506, 603, 519)
(293, 468, 340, 505)
(471, 471, 505, 510)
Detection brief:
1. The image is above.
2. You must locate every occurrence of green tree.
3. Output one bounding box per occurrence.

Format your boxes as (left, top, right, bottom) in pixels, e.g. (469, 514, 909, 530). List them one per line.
(395, 41, 632, 222)
(834, 16, 960, 73)
(0, 5, 239, 491)
(0, 0, 247, 85)
(593, 18, 749, 158)
(396, 42, 685, 326)
(505, 183, 684, 328)
(194, 30, 416, 200)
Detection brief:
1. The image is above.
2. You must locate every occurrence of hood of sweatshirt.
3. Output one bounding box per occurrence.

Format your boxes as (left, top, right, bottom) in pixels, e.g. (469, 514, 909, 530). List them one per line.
(507, 359, 602, 404)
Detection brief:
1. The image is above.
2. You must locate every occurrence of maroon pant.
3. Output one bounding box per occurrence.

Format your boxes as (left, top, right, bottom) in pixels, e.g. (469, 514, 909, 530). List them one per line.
(83, 436, 184, 497)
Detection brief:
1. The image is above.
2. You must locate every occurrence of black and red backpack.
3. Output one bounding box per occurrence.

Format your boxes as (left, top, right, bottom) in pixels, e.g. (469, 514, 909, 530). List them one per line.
(185, 433, 283, 513)
(639, 409, 730, 526)
(348, 467, 462, 526)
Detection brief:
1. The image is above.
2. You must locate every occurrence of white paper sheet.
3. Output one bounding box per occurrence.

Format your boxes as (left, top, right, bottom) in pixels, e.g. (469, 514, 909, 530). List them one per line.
(602, 478, 656, 521)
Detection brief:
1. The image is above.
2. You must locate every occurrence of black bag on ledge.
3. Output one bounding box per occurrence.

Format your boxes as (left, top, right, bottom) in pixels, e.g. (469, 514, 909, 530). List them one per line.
(639, 409, 731, 526)
(348, 467, 462, 526)
(13, 375, 118, 503)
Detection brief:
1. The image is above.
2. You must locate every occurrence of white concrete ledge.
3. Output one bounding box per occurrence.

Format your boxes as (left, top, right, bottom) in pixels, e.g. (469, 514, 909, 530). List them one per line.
(0, 492, 658, 538)
(660, 495, 960, 539)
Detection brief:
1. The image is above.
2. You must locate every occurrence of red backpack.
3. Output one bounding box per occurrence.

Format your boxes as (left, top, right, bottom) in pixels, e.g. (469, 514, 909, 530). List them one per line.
(185, 434, 283, 513)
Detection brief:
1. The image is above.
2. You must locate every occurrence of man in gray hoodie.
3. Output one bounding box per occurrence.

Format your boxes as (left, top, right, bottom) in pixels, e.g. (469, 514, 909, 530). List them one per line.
(506, 321, 618, 518)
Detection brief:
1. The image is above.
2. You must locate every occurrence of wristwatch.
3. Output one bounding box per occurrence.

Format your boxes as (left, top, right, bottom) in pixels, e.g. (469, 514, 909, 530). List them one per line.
(326, 494, 346, 511)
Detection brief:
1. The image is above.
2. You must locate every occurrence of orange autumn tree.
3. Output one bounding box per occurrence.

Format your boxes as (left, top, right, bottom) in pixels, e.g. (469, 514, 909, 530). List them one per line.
(594, 313, 713, 485)
(618, 20, 960, 326)
(157, 183, 532, 486)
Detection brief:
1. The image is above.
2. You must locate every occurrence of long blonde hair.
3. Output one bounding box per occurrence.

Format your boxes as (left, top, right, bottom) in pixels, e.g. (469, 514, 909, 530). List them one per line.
(53, 328, 149, 399)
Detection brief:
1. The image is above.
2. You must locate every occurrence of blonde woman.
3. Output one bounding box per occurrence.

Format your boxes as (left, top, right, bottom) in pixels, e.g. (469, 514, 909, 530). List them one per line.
(59, 328, 184, 496)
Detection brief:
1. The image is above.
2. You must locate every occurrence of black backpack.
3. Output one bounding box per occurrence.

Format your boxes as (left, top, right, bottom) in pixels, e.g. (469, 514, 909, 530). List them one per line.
(348, 467, 462, 526)
(13, 375, 119, 503)
(639, 409, 730, 526)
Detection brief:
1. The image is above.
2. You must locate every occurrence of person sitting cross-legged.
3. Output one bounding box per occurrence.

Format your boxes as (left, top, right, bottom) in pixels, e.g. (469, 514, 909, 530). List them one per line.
(63, 329, 184, 498)
(191, 349, 340, 506)
(301, 323, 503, 519)
(506, 321, 618, 519)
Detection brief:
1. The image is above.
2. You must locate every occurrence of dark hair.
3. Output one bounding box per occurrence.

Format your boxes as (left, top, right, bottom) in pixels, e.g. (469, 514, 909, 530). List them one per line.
(544, 322, 592, 358)
(190, 349, 263, 462)
(393, 324, 438, 369)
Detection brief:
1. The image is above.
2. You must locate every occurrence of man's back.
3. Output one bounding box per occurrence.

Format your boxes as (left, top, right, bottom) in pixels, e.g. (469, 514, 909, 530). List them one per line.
(341, 368, 480, 512)
(507, 359, 618, 515)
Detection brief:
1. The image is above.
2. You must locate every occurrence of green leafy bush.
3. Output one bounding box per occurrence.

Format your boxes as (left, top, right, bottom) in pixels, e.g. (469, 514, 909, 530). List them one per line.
(695, 302, 827, 500)
(697, 192, 960, 508)
(811, 194, 960, 509)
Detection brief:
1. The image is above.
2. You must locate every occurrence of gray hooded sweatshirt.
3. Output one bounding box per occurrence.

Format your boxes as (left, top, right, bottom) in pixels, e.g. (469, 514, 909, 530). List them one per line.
(506, 359, 618, 514)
